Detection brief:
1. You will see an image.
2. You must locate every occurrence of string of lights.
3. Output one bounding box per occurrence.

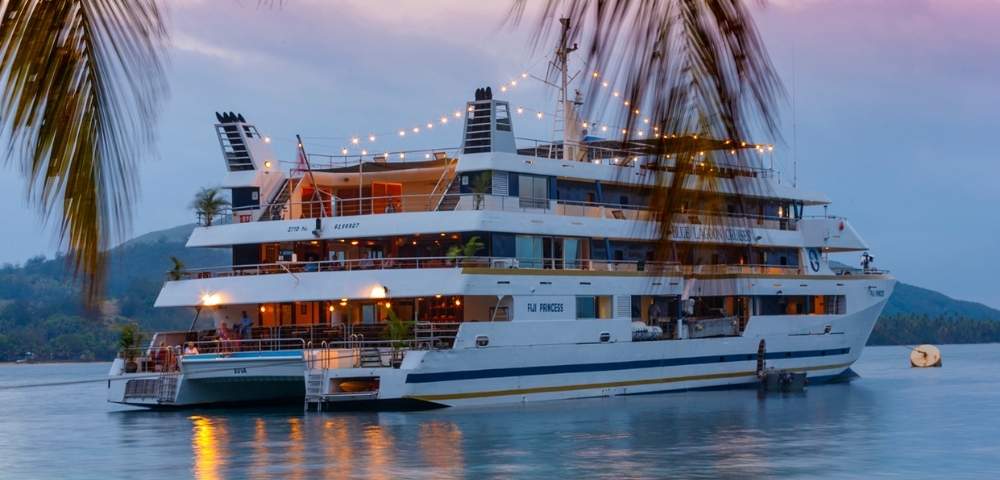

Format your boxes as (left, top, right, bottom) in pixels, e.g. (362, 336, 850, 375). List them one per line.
(281, 65, 774, 158)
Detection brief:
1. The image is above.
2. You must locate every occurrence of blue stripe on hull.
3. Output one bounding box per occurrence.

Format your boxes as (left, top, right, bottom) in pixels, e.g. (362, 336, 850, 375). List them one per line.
(405, 347, 850, 384)
(623, 367, 858, 396)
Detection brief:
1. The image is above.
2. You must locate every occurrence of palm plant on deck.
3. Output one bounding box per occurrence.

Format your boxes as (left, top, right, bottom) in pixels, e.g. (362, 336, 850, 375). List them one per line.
(167, 256, 185, 281)
(118, 322, 144, 373)
(471, 171, 492, 210)
(191, 187, 230, 227)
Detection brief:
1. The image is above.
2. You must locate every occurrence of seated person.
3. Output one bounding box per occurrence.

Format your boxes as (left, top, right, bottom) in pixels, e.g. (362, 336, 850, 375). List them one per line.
(183, 342, 199, 355)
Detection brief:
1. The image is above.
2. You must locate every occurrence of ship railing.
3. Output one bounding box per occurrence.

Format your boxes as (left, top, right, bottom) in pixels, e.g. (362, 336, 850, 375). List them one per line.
(308, 335, 456, 370)
(171, 256, 685, 280)
(414, 321, 461, 341)
(301, 146, 461, 170)
(835, 267, 891, 276)
(198, 192, 795, 231)
(514, 136, 775, 178)
(118, 346, 181, 374)
(802, 214, 847, 220)
(554, 202, 798, 230)
(171, 257, 819, 280)
(181, 337, 307, 356)
(680, 264, 803, 276)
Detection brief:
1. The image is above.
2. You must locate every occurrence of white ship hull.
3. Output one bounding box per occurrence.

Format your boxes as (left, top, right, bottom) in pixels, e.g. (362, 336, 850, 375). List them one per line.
(306, 285, 891, 409)
(108, 292, 888, 409)
(106, 88, 897, 411)
(108, 351, 305, 408)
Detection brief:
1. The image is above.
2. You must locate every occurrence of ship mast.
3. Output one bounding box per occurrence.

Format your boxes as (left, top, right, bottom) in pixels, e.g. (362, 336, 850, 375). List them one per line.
(555, 17, 578, 161)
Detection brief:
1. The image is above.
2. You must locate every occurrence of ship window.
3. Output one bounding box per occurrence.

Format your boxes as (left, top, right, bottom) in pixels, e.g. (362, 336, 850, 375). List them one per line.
(754, 295, 846, 315)
(563, 238, 581, 269)
(518, 175, 549, 209)
(516, 235, 543, 269)
(495, 104, 511, 132)
(577, 296, 596, 319)
(577, 296, 612, 319)
(475, 335, 490, 347)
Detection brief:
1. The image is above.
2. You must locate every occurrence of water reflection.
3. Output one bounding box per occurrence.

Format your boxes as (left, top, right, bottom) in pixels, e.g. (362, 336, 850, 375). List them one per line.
(190, 415, 228, 480)
(174, 385, 884, 478)
(250, 418, 269, 480)
(362, 424, 394, 480)
(419, 421, 464, 479)
(323, 418, 352, 480)
(1, 347, 988, 479)
(287, 418, 305, 480)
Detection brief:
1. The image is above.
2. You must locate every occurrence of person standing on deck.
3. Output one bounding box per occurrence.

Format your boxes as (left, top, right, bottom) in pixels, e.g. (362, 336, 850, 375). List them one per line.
(240, 311, 253, 340)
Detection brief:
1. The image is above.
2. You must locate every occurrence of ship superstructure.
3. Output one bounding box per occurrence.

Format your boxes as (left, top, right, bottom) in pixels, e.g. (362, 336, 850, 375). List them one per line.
(107, 72, 893, 410)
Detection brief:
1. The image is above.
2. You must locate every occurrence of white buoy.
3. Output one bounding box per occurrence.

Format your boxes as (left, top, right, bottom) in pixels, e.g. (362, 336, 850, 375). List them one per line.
(910, 344, 942, 368)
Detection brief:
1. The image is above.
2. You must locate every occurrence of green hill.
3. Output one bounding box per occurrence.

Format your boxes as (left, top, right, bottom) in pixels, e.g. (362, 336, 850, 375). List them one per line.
(882, 282, 1000, 319)
(0, 225, 997, 360)
(0, 225, 227, 361)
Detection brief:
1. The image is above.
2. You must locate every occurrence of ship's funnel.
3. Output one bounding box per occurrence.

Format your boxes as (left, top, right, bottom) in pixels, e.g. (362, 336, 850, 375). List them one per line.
(214, 111, 268, 172)
(462, 87, 516, 154)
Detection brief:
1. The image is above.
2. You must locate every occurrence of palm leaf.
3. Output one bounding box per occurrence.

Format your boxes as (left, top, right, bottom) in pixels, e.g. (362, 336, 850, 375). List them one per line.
(0, 0, 167, 303)
(510, 0, 784, 263)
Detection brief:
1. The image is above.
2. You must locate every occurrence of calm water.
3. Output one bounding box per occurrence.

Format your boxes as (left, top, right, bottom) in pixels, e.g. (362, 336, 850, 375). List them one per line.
(1, 345, 999, 479)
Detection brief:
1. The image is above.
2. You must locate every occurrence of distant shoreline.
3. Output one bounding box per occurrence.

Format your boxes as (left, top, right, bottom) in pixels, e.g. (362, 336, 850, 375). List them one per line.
(4, 342, 999, 366)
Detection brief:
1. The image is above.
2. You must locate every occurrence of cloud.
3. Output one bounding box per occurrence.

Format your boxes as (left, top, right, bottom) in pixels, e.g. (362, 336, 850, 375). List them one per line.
(171, 32, 270, 66)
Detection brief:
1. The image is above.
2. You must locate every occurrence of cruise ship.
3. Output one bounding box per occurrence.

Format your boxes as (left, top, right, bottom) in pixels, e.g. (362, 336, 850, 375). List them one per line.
(107, 65, 894, 410)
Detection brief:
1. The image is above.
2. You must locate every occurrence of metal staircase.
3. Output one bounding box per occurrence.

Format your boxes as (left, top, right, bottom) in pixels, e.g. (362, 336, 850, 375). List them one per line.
(260, 178, 295, 221)
(436, 178, 462, 211)
(426, 158, 457, 211)
(359, 347, 384, 368)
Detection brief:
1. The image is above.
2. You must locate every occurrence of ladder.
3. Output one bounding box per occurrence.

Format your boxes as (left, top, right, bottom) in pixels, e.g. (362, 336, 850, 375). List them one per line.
(260, 178, 296, 221)
(436, 178, 462, 211)
(157, 373, 179, 403)
(426, 158, 458, 211)
(359, 348, 384, 368)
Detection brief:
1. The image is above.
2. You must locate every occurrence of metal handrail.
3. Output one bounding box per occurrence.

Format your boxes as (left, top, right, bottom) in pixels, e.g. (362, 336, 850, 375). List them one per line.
(428, 157, 458, 210)
(171, 256, 684, 280)
(118, 346, 181, 373)
(514, 136, 775, 177)
(199, 191, 800, 232)
(301, 146, 461, 169)
(182, 337, 307, 355)
(168, 257, 837, 281)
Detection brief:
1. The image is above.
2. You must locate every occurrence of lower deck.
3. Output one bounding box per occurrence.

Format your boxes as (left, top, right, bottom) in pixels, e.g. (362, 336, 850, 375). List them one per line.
(109, 279, 891, 409)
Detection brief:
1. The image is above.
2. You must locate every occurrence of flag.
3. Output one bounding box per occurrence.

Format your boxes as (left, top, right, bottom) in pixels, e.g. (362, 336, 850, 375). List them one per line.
(295, 140, 309, 172)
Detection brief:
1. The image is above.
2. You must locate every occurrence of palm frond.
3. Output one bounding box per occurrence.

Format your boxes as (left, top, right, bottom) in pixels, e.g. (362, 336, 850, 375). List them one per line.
(510, 0, 784, 263)
(0, 0, 167, 303)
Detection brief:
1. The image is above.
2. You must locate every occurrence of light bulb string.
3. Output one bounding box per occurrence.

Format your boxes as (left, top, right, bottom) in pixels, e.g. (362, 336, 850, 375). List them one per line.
(270, 65, 773, 157)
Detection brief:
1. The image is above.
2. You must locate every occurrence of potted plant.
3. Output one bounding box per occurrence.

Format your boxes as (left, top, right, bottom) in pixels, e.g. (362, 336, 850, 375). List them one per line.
(471, 172, 492, 210)
(446, 236, 485, 267)
(167, 256, 185, 281)
(119, 323, 144, 373)
(191, 186, 230, 226)
(385, 308, 412, 368)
